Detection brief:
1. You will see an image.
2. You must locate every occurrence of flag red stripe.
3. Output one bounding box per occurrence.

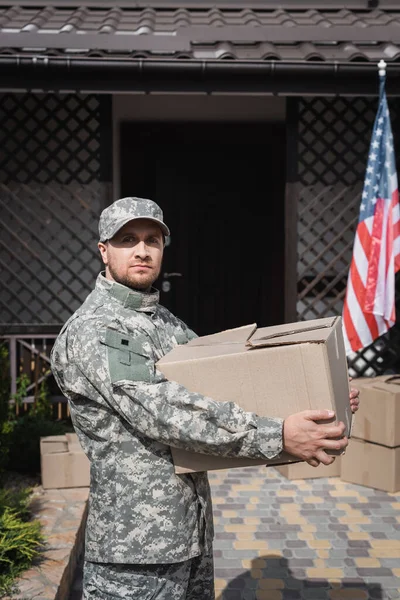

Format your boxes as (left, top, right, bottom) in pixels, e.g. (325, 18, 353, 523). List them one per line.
(386, 203, 393, 277)
(350, 260, 380, 341)
(343, 294, 363, 351)
(349, 253, 365, 303)
(364, 198, 384, 313)
(357, 220, 371, 259)
(392, 189, 400, 270)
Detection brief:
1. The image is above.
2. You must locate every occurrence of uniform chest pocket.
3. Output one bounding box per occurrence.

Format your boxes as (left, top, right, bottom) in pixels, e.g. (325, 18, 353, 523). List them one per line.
(103, 329, 153, 384)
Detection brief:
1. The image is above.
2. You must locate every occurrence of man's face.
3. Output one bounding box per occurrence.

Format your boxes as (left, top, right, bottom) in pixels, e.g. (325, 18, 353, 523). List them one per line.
(98, 219, 164, 291)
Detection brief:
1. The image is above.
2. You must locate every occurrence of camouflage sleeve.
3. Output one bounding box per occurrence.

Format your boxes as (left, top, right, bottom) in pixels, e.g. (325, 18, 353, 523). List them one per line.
(111, 380, 283, 460)
(176, 317, 198, 341)
(67, 323, 283, 461)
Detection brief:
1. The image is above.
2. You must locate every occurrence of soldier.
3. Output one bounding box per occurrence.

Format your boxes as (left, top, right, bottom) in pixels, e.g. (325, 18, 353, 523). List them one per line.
(51, 197, 359, 600)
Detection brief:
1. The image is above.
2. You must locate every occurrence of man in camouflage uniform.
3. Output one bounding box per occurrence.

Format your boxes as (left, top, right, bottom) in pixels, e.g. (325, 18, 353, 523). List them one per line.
(51, 197, 351, 600)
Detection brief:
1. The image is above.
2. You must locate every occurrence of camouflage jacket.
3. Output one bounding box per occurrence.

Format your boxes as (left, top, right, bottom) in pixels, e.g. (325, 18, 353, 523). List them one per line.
(51, 274, 283, 564)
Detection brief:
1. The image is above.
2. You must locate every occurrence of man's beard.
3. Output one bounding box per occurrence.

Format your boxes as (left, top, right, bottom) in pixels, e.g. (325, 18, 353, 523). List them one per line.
(107, 262, 159, 292)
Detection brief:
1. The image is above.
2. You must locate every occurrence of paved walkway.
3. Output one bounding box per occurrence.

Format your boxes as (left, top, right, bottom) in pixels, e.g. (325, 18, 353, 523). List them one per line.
(69, 466, 400, 600)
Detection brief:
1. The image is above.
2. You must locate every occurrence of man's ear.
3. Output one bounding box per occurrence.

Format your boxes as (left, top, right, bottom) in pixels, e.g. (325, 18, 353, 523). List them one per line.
(98, 241, 108, 265)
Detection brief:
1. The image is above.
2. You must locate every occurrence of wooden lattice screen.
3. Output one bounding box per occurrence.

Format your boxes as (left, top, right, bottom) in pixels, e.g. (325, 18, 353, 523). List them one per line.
(0, 93, 110, 331)
(297, 96, 400, 376)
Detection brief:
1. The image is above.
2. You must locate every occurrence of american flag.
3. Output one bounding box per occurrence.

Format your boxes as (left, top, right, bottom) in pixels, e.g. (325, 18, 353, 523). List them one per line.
(343, 70, 400, 354)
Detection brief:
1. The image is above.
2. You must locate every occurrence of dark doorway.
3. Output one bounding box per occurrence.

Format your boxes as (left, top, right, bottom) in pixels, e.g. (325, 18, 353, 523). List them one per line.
(120, 122, 286, 336)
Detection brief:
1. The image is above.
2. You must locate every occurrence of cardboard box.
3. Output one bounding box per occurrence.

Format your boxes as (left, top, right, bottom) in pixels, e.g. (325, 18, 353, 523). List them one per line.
(39, 435, 68, 455)
(275, 458, 341, 480)
(66, 432, 83, 452)
(40, 433, 90, 489)
(341, 437, 400, 493)
(351, 376, 400, 447)
(157, 316, 352, 474)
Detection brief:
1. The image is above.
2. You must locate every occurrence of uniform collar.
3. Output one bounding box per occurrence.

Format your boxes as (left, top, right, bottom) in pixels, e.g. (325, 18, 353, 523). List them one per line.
(96, 273, 159, 313)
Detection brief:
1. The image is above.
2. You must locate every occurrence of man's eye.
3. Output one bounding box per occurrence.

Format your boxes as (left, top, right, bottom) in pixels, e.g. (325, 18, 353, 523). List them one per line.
(122, 236, 135, 243)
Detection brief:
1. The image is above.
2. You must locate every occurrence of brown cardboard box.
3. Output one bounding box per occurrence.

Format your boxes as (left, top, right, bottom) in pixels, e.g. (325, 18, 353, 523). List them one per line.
(40, 433, 90, 489)
(275, 458, 341, 480)
(351, 376, 400, 447)
(65, 432, 83, 452)
(39, 435, 68, 455)
(157, 316, 352, 474)
(341, 437, 400, 493)
(351, 376, 379, 387)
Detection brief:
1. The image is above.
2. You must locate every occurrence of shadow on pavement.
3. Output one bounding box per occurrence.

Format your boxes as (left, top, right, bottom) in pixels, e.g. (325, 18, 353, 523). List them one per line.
(220, 554, 383, 599)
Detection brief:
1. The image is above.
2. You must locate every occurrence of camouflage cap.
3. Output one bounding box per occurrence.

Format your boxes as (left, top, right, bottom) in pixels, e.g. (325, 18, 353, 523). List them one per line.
(99, 197, 170, 242)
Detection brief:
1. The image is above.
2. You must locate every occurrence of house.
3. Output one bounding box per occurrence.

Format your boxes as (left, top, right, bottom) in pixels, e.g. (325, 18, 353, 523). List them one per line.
(1, 0, 400, 393)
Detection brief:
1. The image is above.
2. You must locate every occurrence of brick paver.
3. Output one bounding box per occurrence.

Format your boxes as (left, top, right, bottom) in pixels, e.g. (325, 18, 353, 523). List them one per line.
(211, 467, 400, 600)
(69, 467, 400, 599)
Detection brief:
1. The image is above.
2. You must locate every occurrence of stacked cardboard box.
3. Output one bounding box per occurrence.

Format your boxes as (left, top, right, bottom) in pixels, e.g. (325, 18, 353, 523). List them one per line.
(40, 432, 90, 489)
(341, 376, 400, 493)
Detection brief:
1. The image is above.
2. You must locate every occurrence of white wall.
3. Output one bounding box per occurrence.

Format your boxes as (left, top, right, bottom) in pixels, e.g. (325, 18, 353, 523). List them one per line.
(112, 93, 286, 199)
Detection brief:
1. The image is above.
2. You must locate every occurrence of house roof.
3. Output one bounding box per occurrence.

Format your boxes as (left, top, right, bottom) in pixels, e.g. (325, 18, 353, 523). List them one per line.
(1, 2, 400, 94)
(1, 3, 400, 62)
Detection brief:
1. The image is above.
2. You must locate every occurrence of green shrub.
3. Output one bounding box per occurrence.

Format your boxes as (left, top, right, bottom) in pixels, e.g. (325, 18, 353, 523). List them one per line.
(0, 344, 12, 478)
(8, 371, 73, 475)
(31, 379, 52, 419)
(0, 488, 42, 597)
(0, 421, 15, 478)
(0, 343, 73, 477)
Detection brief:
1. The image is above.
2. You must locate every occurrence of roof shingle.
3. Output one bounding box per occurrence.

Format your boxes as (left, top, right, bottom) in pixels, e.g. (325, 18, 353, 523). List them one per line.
(1, 5, 400, 63)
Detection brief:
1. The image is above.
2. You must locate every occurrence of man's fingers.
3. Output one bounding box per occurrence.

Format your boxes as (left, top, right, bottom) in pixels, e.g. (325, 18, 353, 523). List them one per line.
(282, 412, 348, 463)
(307, 458, 320, 467)
(317, 422, 346, 439)
(319, 437, 348, 452)
(303, 409, 335, 422)
(315, 451, 336, 466)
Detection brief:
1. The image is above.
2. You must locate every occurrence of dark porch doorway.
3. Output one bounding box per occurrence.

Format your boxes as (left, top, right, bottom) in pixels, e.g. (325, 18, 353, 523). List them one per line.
(120, 122, 286, 336)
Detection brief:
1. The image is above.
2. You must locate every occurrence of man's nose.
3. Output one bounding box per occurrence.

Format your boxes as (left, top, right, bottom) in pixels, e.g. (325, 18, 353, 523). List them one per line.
(134, 241, 149, 258)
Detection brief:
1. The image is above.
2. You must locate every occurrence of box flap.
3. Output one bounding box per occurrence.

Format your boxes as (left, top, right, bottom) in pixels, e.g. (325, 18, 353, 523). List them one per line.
(383, 376, 400, 384)
(189, 324, 257, 347)
(40, 435, 68, 455)
(368, 375, 400, 395)
(158, 324, 257, 366)
(357, 375, 400, 391)
(158, 319, 341, 369)
(247, 317, 338, 348)
(41, 435, 67, 443)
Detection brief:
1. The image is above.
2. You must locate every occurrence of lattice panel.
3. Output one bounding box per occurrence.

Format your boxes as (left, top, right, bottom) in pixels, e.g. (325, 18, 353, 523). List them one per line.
(297, 182, 361, 321)
(0, 182, 103, 326)
(299, 97, 378, 187)
(297, 96, 400, 376)
(0, 92, 109, 330)
(0, 93, 100, 185)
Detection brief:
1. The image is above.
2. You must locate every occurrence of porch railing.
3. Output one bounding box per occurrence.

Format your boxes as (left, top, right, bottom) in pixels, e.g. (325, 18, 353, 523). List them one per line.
(1, 334, 69, 419)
